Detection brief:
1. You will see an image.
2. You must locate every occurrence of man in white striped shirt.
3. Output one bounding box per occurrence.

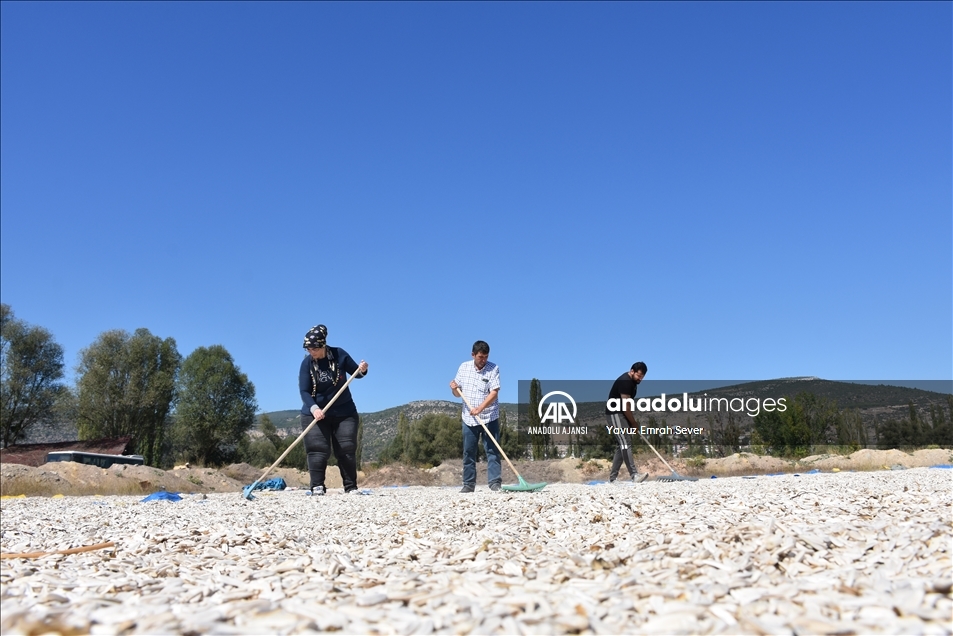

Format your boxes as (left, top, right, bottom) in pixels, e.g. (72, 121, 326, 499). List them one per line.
(449, 340, 502, 493)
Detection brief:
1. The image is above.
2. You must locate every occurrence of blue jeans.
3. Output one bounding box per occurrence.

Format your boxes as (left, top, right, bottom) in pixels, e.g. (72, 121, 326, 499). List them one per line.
(462, 420, 502, 487)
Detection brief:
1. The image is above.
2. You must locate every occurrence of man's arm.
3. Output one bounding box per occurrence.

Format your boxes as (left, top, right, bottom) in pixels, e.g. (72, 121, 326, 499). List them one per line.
(473, 388, 499, 415)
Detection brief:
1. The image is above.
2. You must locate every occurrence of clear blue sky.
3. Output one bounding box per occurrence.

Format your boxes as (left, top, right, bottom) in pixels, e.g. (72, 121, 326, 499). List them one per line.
(2, 2, 950, 414)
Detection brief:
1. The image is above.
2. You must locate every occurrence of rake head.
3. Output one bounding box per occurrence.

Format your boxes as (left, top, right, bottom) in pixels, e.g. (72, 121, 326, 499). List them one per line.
(655, 471, 698, 482)
(500, 476, 547, 492)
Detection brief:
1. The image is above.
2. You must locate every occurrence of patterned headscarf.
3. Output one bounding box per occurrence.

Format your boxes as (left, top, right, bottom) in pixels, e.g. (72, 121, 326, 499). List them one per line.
(303, 324, 328, 349)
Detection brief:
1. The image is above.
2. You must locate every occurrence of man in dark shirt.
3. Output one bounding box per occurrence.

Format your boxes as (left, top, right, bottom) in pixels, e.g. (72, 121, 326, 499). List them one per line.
(605, 362, 648, 483)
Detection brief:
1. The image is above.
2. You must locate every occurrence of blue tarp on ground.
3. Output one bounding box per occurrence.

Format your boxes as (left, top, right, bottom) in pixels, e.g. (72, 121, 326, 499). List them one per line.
(141, 491, 182, 502)
(245, 477, 287, 492)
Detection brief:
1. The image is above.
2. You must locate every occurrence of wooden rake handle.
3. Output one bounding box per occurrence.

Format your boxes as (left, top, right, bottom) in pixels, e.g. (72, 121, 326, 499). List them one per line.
(636, 429, 680, 475)
(459, 393, 522, 481)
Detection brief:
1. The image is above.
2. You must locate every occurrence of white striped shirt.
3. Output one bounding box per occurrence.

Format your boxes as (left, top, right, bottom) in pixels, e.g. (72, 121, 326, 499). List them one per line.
(454, 360, 501, 427)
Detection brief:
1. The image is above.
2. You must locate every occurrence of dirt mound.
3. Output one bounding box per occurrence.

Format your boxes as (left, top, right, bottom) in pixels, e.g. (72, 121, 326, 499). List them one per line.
(161, 466, 245, 492)
(363, 464, 436, 487)
(219, 463, 261, 484)
(1, 462, 198, 497)
(425, 461, 462, 487)
(798, 448, 952, 471)
(270, 467, 312, 488)
(1, 462, 313, 498)
(700, 453, 791, 476)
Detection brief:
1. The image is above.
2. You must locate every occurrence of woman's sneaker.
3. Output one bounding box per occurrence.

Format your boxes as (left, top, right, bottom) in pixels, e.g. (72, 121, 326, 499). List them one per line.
(632, 473, 648, 483)
(306, 485, 326, 496)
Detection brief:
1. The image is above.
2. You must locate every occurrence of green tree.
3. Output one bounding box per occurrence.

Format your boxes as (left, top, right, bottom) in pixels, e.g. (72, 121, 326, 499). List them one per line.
(382, 413, 463, 467)
(243, 437, 278, 467)
(683, 416, 707, 457)
(276, 432, 308, 470)
(172, 345, 257, 466)
(749, 429, 766, 456)
(380, 411, 411, 464)
(240, 414, 282, 468)
(499, 407, 526, 459)
(903, 402, 924, 446)
(876, 418, 906, 450)
(75, 328, 180, 465)
(407, 413, 463, 466)
(258, 414, 281, 447)
(0, 305, 66, 447)
(927, 400, 953, 446)
(876, 402, 929, 450)
(753, 392, 835, 457)
(529, 378, 547, 460)
(585, 419, 616, 460)
(546, 434, 560, 459)
(835, 408, 867, 450)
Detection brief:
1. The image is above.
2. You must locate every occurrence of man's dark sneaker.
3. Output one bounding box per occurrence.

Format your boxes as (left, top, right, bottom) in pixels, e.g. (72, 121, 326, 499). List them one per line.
(306, 485, 326, 496)
(460, 485, 475, 493)
(489, 482, 501, 492)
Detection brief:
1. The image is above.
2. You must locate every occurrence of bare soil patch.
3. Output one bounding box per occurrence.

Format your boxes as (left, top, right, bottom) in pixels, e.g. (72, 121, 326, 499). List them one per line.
(363, 463, 437, 487)
(2, 448, 949, 497)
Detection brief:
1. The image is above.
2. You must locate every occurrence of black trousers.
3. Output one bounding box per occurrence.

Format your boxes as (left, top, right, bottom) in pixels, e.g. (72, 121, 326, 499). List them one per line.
(606, 412, 637, 480)
(300, 413, 358, 492)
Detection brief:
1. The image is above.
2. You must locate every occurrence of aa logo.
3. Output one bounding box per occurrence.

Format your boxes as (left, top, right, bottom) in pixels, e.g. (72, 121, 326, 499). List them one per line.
(539, 391, 577, 424)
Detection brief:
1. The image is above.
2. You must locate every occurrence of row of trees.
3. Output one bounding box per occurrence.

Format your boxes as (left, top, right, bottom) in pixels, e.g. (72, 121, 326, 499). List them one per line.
(875, 400, 953, 450)
(0, 304, 257, 467)
(752, 393, 869, 457)
(752, 392, 953, 457)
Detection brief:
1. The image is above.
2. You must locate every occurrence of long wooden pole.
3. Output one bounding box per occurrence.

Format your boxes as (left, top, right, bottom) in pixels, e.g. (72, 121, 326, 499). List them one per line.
(1, 541, 116, 559)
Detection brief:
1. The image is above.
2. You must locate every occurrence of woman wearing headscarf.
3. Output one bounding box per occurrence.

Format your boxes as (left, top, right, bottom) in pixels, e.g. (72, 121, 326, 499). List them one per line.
(299, 324, 368, 495)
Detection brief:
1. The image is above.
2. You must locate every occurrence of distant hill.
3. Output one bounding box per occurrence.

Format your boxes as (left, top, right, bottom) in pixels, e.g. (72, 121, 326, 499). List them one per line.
(256, 410, 302, 429)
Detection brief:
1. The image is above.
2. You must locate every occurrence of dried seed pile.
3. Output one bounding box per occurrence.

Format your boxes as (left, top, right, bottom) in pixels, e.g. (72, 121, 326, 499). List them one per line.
(2, 469, 951, 634)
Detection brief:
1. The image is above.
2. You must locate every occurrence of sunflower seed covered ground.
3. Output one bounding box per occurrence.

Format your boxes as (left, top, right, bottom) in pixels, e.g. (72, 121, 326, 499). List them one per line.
(2, 469, 951, 634)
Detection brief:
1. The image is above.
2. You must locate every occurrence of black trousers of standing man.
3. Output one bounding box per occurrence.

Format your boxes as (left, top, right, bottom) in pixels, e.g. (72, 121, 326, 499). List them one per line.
(606, 412, 637, 481)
